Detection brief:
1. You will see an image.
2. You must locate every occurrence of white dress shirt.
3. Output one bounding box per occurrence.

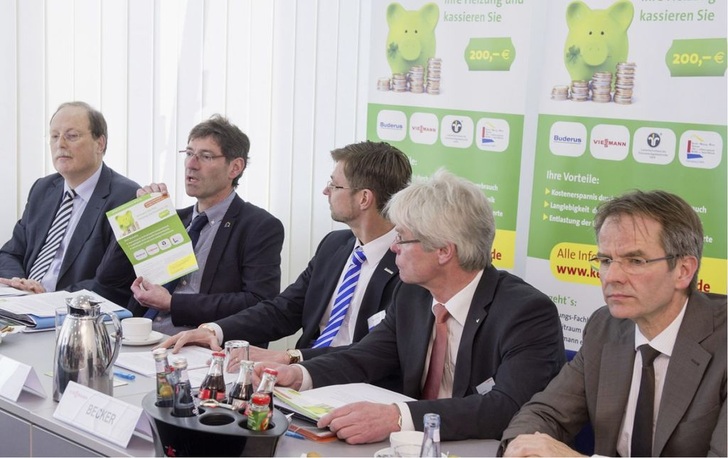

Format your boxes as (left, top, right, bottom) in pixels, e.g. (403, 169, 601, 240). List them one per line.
(616, 299, 687, 457)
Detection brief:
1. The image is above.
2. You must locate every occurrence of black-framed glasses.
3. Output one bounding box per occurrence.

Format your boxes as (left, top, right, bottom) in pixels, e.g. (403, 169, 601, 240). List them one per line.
(326, 180, 355, 191)
(394, 233, 421, 245)
(179, 149, 226, 163)
(588, 255, 679, 275)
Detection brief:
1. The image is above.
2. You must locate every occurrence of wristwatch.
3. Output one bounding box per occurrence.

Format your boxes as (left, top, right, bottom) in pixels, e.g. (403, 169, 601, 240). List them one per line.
(286, 349, 302, 364)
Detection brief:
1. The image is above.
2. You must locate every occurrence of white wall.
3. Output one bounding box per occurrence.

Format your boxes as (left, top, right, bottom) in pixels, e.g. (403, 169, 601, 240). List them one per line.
(2, 0, 373, 349)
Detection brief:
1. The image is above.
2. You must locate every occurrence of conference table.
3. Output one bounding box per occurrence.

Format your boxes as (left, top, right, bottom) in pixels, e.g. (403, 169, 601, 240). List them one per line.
(0, 325, 499, 457)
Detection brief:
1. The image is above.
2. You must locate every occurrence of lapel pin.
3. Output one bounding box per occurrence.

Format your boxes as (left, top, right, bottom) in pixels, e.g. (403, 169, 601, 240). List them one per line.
(224, 222, 231, 228)
(384, 268, 393, 274)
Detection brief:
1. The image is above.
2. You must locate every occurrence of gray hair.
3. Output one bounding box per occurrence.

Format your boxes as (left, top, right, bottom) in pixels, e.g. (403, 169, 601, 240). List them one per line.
(385, 169, 495, 271)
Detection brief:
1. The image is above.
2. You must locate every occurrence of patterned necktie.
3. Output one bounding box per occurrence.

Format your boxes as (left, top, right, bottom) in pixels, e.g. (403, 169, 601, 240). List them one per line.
(632, 344, 661, 457)
(28, 189, 77, 282)
(312, 247, 367, 348)
(144, 213, 208, 319)
(422, 303, 450, 400)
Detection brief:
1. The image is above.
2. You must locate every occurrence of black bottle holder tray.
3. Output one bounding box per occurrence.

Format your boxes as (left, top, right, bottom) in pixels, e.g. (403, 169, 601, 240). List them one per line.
(142, 392, 287, 457)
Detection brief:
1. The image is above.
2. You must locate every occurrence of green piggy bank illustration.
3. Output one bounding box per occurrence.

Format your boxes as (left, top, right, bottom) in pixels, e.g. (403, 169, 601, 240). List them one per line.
(386, 2, 439, 75)
(115, 210, 139, 236)
(564, 0, 634, 83)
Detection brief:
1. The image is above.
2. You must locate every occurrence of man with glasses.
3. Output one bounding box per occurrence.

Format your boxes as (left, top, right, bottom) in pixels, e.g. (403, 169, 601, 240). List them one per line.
(0, 101, 138, 302)
(501, 190, 726, 457)
(254, 170, 565, 443)
(96, 115, 284, 334)
(159, 141, 412, 367)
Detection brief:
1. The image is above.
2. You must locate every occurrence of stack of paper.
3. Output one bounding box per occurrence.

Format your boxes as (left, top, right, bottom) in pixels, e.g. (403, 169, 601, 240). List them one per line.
(0, 289, 132, 332)
(273, 383, 415, 423)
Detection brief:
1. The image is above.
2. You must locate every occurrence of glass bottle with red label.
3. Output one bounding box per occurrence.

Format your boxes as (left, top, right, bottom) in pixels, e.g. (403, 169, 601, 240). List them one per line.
(198, 351, 227, 402)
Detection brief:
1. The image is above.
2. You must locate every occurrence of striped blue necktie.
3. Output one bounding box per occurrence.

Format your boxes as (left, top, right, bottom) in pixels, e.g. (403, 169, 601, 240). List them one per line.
(28, 189, 77, 282)
(312, 247, 367, 348)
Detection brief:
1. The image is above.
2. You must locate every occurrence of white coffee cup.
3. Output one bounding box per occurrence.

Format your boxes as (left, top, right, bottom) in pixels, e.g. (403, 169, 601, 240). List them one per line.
(390, 430, 424, 451)
(122, 317, 152, 341)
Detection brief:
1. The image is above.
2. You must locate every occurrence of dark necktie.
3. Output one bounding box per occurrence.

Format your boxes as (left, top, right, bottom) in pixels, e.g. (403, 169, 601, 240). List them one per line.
(144, 213, 208, 319)
(632, 344, 661, 457)
(422, 303, 450, 400)
(312, 247, 367, 348)
(28, 190, 77, 282)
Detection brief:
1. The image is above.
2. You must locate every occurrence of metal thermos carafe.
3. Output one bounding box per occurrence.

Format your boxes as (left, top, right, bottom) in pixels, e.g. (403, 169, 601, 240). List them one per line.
(52, 295, 122, 401)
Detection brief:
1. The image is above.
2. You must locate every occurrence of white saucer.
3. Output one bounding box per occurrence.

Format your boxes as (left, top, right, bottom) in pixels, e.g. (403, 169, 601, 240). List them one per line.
(122, 330, 164, 346)
(373, 447, 446, 457)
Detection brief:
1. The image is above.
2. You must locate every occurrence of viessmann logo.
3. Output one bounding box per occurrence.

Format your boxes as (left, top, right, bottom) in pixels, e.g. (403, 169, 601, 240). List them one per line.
(411, 125, 436, 133)
(592, 138, 627, 147)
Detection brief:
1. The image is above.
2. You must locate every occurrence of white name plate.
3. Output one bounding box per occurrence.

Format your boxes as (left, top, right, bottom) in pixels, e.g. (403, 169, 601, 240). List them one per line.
(53, 381, 152, 448)
(0, 354, 46, 400)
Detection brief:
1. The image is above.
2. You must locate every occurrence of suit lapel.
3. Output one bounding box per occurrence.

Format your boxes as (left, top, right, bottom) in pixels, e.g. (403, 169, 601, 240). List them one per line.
(32, 178, 65, 261)
(653, 294, 713, 456)
(405, 286, 436, 396)
(353, 249, 398, 340)
(452, 267, 496, 397)
(199, 197, 241, 292)
(318, 236, 356, 321)
(594, 323, 634, 456)
(59, 165, 111, 279)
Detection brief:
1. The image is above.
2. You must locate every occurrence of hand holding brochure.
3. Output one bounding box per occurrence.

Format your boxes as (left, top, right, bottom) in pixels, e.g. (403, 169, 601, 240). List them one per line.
(106, 192, 199, 285)
(273, 383, 415, 423)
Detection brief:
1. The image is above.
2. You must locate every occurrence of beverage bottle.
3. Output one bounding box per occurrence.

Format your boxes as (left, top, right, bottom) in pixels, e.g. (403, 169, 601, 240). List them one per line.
(171, 358, 198, 417)
(246, 392, 271, 431)
(198, 351, 227, 402)
(244, 368, 277, 420)
(419, 413, 441, 457)
(228, 360, 254, 410)
(152, 347, 174, 407)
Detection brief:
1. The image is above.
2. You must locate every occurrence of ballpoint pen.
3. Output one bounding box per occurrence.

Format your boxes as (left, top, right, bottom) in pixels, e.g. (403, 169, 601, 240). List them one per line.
(114, 371, 136, 381)
(285, 430, 305, 440)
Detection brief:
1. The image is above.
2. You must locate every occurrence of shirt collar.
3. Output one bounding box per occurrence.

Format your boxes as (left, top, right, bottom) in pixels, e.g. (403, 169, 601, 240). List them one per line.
(192, 190, 236, 226)
(634, 297, 688, 357)
(357, 227, 397, 265)
(433, 270, 484, 326)
(65, 163, 103, 202)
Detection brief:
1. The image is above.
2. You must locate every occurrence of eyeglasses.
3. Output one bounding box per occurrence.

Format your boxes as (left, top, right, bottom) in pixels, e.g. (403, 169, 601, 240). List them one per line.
(588, 255, 678, 275)
(179, 149, 226, 163)
(326, 180, 355, 191)
(50, 131, 88, 143)
(394, 233, 421, 245)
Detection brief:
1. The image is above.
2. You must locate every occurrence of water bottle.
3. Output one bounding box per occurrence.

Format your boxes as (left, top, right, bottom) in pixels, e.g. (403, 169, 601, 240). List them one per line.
(419, 413, 441, 457)
(152, 347, 173, 407)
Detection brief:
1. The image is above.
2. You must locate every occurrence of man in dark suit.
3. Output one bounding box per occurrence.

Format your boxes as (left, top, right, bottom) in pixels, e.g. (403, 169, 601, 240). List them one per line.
(160, 141, 412, 365)
(261, 169, 565, 443)
(95, 115, 284, 335)
(0, 101, 138, 301)
(501, 190, 726, 457)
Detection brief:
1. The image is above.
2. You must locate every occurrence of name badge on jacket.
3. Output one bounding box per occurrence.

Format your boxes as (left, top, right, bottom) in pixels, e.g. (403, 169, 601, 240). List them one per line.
(477, 377, 495, 395)
(367, 310, 386, 330)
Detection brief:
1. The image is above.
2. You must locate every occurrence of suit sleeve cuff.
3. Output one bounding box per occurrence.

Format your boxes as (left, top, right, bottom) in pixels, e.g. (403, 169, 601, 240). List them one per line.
(201, 322, 224, 346)
(297, 364, 314, 391)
